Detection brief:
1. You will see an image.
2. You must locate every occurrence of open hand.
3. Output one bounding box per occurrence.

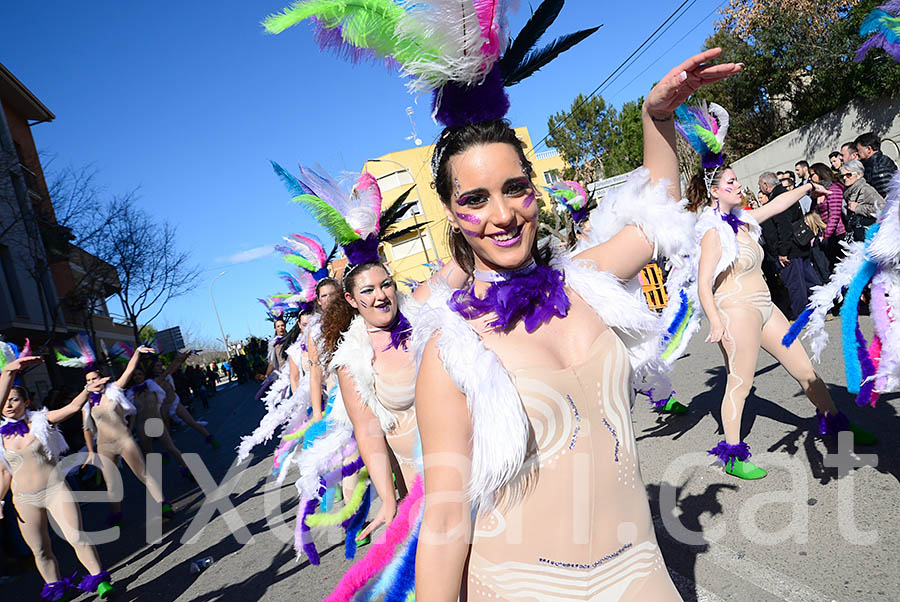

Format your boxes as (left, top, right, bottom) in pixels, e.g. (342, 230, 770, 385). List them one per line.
(643, 48, 742, 119)
(87, 377, 111, 392)
(706, 320, 731, 344)
(136, 346, 156, 355)
(3, 355, 43, 372)
(356, 500, 397, 542)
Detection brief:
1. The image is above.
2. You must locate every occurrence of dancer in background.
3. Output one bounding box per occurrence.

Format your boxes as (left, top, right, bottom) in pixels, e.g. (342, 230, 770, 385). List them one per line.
(670, 102, 876, 481)
(55, 337, 175, 524)
(151, 351, 219, 449)
(2, 353, 115, 601)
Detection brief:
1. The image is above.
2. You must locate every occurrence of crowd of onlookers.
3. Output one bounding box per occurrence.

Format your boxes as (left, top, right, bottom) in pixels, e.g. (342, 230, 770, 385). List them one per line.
(745, 132, 895, 319)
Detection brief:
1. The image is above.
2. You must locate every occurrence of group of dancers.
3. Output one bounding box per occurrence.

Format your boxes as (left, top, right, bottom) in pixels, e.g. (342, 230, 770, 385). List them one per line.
(2, 0, 898, 600)
(1, 339, 220, 600)
(226, 1, 900, 600)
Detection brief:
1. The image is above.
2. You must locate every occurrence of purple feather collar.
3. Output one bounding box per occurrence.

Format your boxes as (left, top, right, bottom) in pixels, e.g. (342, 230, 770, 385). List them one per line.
(89, 392, 102, 407)
(448, 261, 570, 333)
(369, 311, 413, 351)
(717, 208, 746, 234)
(0, 418, 29, 438)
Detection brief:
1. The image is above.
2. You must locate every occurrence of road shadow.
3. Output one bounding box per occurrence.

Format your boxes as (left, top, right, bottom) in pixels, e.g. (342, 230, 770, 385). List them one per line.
(647, 479, 737, 602)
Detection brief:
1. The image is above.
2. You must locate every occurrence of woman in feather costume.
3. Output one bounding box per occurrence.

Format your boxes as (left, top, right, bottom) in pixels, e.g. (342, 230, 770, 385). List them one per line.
(663, 103, 877, 481)
(2, 353, 115, 601)
(55, 337, 176, 525)
(236, 233, 337, 485)
(261, 1, 721, 599)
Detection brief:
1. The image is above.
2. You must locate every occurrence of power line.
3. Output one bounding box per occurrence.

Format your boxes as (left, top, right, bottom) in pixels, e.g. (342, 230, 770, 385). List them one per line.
(528, 0, 698, 155)
(605, 0, 727, 105)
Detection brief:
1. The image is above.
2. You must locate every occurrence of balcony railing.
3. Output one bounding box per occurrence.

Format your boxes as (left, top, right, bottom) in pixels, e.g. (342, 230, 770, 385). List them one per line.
(535, 149, 560, 161)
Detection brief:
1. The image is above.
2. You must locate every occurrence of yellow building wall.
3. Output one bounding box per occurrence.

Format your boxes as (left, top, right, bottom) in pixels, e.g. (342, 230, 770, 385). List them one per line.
(365, 126, 568, 292)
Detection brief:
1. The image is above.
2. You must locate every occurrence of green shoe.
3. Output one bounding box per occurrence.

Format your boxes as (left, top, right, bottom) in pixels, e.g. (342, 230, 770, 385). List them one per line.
(660, 396, 689, 414)
(97, 580, 115, 599)
(161, 501, 175, 519)
(355, 533, 371, 546)
(724, 459, 767, 480)
(850, 424, 877, 446)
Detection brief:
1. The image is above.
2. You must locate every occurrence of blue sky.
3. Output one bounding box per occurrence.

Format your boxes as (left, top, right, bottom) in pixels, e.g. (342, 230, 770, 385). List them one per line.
(2, 0, 721, 345)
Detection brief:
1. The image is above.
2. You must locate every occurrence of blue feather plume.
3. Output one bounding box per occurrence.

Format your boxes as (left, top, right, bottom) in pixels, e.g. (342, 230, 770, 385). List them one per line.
(665, 291, 689, 340)
(384, 522, 420, 602)
(782, 307, 813, 347)
(271, 160, 315, 198)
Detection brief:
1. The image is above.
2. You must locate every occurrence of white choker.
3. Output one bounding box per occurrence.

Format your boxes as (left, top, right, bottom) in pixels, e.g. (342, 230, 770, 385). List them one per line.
(473, 260, 538, 283)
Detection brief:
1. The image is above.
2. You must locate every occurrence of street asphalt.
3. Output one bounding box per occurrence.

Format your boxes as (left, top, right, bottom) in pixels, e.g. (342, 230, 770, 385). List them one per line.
(2, 315, 897, 601)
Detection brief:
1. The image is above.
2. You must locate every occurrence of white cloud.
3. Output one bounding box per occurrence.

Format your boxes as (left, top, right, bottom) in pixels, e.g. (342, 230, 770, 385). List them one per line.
(216, 245, 275, 264)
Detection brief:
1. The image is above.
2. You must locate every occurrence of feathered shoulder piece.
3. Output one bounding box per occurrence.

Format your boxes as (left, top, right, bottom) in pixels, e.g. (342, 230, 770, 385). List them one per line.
(675, 101, 730, 171)
(262, 0, 599, 128)
(55, 333, 97, 370)
(271, 160, 416, 268)
(857, 1, 900, 63)
(546, 179, 589, 224)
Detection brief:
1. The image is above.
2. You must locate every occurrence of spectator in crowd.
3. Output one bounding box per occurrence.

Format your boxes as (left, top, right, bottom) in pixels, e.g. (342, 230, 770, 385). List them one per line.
(759, 171, 823, 319)
(855, 132, 898, 198)
(205, 366, 217, 396)
(810, 162, 846, 267)
(780, 170, 812, 213)
(841, 159, 885, 241)
(841, 141, 860, 165)
(757, 172, 794, 316)
(829, 151, 843, 171)
(795, 160, 810, 185)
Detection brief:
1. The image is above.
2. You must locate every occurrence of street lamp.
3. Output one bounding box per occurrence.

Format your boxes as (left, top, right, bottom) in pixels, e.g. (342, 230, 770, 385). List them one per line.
(209, 271, 230, 358)
(365, 158, 437, 264)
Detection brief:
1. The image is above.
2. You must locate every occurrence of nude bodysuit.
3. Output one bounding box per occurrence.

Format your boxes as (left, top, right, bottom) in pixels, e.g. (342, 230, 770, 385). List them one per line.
(373, 350, 419, 489)
(713, 229, 774, 326)
(5, 432, 102, 581)
(467, 329, 681, 601)
(88, 394, 130, 457)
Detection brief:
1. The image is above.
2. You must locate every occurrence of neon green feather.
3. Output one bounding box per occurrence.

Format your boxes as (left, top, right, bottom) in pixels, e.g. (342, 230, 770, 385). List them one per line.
(662, 303, 694, 360)
(695, 126, 722, 154)
(292, 194, 361, 245)
(262, 0, 442, 71)
(282, 254, 317, 273)
(304, 468, 369, 527)
(55, 349, 70, 363)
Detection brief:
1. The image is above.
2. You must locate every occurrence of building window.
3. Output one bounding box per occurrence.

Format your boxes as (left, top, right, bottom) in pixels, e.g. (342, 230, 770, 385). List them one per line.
(543, 169, 561, 185)
(0, 244, 28, 318)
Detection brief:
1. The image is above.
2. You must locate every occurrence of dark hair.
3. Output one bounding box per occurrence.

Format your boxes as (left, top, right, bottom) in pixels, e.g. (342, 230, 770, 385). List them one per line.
(841, 141, 858, 153)
(320, 262, 388, 356)
(809, 162, 834, 188)
(795, 160, 809, 169)
(8, 385, 29, 402)
(315, 278, 339, 299)
(685, 166, 730, 213)
(828, 151, 841, 159)
(273, 318, 286, 327)
(855, 132, 881, 152)
(431, 119, 544, 275)
(278, 320, 303, 360)
(782, 171, 796, 184)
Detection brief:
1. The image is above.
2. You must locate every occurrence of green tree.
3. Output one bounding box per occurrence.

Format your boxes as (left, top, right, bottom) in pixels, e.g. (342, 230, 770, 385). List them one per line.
(546, 94, 616, 182)
(698, 0, 900, 158)
(602, 99, 645, 177)
(139, 324, 157, 345)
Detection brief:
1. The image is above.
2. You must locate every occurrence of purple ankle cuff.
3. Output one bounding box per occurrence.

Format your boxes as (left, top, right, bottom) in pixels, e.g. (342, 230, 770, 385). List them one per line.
(78, 570, 111, 592)
(817, 410, 850, 436)
(41, 573, 77, 601)
(707, 440, 751, 470)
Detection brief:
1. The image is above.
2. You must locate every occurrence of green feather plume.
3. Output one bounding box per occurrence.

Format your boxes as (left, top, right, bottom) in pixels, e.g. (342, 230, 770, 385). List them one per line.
(696, 126, 723, 154)
(282, 254, 318, 272)
(292, 193, 361, 245)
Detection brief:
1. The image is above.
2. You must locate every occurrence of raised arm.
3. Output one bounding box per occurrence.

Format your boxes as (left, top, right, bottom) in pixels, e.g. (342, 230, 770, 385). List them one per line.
(0, 356, 42, 404)
(162, 350, 192, 379)
(415, 336, 473, 601)
(115, 346, 155, 389)
(574, 48, 741, 280)
(748, 182, 823, 225)
(338, 368, 396, 541)
(46, 377, 108, 424)
(696, 230, 730, 344)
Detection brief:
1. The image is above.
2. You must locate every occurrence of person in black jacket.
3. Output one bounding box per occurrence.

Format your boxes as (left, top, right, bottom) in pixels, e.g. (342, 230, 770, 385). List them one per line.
(758, 171, 822, 319)
(855, 132, 897, 199)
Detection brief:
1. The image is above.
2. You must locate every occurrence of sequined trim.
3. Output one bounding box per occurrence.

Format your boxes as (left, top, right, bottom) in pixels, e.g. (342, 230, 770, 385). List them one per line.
(566, 394, 582, 450)
(602, 417, 620, 462)
(538, 542, 633, 570)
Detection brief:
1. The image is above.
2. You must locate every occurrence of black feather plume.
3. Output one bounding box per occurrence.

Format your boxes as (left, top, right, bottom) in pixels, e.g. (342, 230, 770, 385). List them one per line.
(498, 0, 564, 82)
(383, 222, 430, 243)
(503, 26, 602, 86)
